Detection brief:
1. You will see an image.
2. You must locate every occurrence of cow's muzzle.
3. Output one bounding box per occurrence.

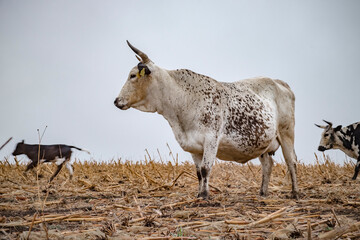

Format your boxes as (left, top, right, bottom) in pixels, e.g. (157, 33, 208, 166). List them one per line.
(114, 97, 129, 110)
(318, 146, 327, 152)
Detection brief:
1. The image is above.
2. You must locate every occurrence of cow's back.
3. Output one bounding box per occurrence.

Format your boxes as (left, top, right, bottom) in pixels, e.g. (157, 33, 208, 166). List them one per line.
(23, 144, 73, 161)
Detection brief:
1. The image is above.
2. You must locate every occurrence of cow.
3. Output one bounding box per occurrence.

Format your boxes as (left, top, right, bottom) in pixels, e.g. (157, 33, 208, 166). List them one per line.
(12, 140, 90, 182)
(114, 41, 299, 199)
(316, 120, 360, 180)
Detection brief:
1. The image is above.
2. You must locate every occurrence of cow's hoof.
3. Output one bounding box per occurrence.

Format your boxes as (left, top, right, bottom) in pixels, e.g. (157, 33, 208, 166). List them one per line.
(259, 190, 268, 197)
(291, 191, 300, 199)
(197, 192, 209, 200)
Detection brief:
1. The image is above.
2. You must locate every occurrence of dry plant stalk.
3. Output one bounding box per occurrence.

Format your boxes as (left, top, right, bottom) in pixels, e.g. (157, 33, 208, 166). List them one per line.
(0, 154, 359, 239)
(319, 222, 360, 239)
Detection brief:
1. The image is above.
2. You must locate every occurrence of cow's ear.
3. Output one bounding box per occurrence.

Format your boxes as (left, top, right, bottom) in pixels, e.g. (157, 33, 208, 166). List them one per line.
(137, 63, 151, 76)
(334, 125, 342, 132)
(21, 139, 24, 143)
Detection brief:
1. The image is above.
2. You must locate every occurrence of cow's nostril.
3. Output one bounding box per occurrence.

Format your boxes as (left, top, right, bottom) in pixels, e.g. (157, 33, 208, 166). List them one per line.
(318, 146, 326, 152)
(114, 98, 119, 105)
(116, 104, 125, 110)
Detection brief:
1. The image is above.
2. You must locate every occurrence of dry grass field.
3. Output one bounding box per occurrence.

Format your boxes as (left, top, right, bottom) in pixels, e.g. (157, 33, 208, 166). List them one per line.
(1, 154, 360, 239)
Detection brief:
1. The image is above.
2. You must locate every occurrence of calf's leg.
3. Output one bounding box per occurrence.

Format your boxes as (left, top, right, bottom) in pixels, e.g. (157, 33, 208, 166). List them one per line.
(49, 157, 68, 182)
(25, 159, 39, 172)
(65, 161, 74, 180)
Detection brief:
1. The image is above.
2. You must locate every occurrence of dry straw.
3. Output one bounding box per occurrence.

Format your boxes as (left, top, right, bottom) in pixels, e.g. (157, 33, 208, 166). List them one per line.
(0, 152, 359, 239)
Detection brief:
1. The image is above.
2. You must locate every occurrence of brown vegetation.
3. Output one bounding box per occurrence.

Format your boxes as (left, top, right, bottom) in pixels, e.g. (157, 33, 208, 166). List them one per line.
(0, 154, 359, 239)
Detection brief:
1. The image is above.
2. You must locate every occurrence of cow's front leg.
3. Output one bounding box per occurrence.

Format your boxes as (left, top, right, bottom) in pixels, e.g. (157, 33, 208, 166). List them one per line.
(352, 158, 360, 180)
(198, 138, 219, 199)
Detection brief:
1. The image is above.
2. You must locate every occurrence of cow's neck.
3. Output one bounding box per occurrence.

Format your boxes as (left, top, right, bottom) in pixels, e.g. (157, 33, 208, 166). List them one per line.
(150, 69, 194, 117)
(147, 68, 217, 148)
(334, 130, 358, 159)
(155, 68, 215, 116)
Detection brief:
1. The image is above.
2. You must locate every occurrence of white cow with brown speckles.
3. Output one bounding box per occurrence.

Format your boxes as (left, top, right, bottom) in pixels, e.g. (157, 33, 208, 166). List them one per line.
(114, 41, 299, 199)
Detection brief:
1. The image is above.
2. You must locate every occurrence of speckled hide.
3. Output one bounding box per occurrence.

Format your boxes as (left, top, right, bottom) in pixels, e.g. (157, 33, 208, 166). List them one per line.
(115, 41, 298, 199)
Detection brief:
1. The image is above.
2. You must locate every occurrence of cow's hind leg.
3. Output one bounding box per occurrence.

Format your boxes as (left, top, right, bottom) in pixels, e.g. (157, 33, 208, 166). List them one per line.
(352, 158, 360, 180)
(279, 133, 299, 199)
(65, 160, 74, 180)
(259, 153, 274, 196)
(191, 153, 203, 196)
(49, 158, 67, 182)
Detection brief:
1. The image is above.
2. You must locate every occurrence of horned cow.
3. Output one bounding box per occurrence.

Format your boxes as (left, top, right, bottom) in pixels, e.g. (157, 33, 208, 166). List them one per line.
(316, 120, 360, 180)
(114, 41, 299, 199)
(12, 140, 90, 182)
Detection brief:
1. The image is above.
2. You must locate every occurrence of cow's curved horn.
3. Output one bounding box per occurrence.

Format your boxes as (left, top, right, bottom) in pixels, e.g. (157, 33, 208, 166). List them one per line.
(127, 40, 150, 64)
(315, 124, 326, 129)
(323, 120, 333, 126)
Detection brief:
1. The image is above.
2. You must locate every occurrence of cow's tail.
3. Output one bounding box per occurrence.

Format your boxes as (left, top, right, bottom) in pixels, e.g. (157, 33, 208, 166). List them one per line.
(70, 146, 90, 155)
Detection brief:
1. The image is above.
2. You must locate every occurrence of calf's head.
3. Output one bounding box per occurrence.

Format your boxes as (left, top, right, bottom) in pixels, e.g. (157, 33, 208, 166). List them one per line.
(315, 120, 342, 151)
(114, 41, 154, 112)
(12, 140, 25, 156)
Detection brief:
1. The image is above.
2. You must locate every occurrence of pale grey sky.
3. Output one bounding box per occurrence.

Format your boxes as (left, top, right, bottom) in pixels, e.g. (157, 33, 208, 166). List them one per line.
(1, 1, 359, 164)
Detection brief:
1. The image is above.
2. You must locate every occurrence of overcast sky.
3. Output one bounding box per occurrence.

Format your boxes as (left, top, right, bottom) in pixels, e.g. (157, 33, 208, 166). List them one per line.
(1, 1, 359, 165)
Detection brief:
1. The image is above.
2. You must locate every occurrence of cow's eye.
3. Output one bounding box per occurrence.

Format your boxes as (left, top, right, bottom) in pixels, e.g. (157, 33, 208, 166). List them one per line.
(130, 74, 136, 79)
(324, 133, 329, 137)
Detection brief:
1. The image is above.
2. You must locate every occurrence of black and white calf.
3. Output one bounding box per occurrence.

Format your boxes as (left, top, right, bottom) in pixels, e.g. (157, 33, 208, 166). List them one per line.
(12, 140, 90, 182)
(316, 120, 360, 180)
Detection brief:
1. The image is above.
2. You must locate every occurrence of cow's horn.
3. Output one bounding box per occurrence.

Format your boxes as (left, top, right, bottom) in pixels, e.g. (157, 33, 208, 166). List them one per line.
(315, 124, 326, 129)
(127, 40, 150, 64)
(323, 120, 333, 126)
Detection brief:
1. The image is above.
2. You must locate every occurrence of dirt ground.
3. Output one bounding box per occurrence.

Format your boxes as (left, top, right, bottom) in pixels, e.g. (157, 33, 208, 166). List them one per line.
(0, 156, 360, 239)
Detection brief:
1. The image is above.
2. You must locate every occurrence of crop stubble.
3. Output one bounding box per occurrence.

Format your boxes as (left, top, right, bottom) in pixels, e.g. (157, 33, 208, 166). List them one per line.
(0, 154, 359, 239)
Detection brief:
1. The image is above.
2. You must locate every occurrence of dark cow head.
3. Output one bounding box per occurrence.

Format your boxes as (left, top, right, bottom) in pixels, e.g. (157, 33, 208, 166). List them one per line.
(12, 140, 25, 156)
(315, 120, 342, 151)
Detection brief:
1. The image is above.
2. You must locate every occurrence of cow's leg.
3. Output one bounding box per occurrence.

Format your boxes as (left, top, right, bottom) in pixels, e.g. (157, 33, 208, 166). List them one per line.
(279, 133, 299, 199)
(25, 160, 38, 172)
(198, 138, 219, 199)
(259, 153, 274, 196)
(352, 158, 360, 180)
(191, 153, 203, 195)
(49, 158, 67, 182)
(65, 160, 74, 180)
